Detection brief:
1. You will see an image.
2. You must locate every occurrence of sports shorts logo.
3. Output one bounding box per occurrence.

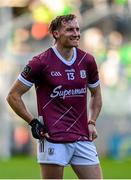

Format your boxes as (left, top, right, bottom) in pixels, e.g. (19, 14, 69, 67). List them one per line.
(48, 148, 54, 155)
(80, 70, 86, 78)
(51, 71, 62, 77)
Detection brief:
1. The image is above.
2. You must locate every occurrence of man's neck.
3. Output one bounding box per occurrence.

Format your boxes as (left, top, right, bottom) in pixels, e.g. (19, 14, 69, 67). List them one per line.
(54, 44, 74, 62)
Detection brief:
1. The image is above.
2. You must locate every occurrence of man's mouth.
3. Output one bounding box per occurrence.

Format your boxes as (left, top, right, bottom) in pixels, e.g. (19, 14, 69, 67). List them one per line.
(70, 36, 80, 41)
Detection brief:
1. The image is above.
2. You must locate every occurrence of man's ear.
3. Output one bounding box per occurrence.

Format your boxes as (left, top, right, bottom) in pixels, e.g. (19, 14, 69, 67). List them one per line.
(53, 30, 59, 39)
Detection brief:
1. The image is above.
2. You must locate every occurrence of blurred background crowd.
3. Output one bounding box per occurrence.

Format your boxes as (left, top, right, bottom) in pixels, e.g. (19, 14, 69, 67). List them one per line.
(0, 0, 131, 160)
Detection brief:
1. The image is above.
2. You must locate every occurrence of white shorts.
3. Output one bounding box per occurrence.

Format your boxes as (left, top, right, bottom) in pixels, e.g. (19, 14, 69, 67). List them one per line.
(37, 139, 100, 166)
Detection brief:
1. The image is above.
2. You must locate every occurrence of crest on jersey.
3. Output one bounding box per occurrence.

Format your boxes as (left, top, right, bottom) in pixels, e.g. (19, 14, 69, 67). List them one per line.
(80, 70, 86, 78)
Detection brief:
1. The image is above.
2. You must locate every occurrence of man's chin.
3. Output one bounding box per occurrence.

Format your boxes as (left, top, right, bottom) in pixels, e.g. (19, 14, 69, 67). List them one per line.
(73, 42, 79, 47)
(74, 44, 79, 47)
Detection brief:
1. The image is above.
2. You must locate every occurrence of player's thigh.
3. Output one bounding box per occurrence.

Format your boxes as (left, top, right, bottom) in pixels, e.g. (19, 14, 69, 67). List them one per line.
(71, 164, 103, 179)
(40, 163, 64, 179)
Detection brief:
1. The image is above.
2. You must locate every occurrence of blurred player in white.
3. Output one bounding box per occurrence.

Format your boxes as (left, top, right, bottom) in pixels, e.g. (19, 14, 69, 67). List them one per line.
(7, 14, 103, 179)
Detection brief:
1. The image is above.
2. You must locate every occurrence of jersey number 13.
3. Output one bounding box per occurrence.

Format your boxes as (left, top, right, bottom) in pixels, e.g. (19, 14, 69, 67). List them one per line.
(67, 72, 75, 80)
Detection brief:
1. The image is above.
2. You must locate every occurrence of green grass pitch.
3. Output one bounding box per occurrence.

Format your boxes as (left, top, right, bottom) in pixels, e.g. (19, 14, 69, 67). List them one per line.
(0, 155, 131, 179)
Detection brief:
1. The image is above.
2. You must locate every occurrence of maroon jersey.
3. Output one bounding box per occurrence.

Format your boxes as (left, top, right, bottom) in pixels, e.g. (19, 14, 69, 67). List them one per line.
(18, 47, 100, 142)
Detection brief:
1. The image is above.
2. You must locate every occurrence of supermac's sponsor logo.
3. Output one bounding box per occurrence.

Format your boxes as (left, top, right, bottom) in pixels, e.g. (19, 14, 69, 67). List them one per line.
(50, 85, 87, 99)
(51, 71, 62, 77)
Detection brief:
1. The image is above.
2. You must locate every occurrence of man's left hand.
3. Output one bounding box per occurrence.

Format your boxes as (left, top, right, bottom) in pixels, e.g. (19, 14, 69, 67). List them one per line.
(88, 124, 98, 141)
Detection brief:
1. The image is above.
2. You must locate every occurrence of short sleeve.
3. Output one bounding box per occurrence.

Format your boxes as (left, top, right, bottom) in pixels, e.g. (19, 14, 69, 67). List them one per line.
(18, 56, 42, 87)
(88, 56, 100, 88)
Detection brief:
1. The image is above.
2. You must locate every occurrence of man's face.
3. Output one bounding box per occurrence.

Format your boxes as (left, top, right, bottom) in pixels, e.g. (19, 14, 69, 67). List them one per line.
(54, 18, 80, 48)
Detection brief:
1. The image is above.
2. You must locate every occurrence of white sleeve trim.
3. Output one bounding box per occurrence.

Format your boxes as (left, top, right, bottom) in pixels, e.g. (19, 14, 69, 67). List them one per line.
(18, 74, 33, 87)
(88, 80, 100, 88)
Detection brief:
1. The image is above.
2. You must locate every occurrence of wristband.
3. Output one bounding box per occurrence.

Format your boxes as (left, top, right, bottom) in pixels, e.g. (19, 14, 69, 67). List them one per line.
(88, 120, 96, 126)
(29, 118, 38, 126)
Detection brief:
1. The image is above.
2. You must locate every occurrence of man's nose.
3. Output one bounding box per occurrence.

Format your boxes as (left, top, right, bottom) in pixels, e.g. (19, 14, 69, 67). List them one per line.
(73, 29, 80, 36)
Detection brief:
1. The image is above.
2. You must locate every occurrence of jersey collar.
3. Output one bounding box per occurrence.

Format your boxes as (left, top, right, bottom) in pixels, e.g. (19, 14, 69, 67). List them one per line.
(51, 46, 77, 66)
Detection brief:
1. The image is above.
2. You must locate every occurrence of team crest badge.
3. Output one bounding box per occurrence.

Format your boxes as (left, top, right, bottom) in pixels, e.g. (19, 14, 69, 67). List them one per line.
(48, 148, 54, 155)
(22, 65, 31, 77)
(80, 70, 86, 78)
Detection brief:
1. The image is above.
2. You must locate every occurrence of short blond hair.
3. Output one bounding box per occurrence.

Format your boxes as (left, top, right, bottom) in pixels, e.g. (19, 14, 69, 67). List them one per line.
(49, 14, 76, 40)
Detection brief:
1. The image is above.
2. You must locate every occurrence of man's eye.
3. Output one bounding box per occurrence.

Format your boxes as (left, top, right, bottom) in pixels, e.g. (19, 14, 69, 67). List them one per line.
(66, 28, 79, 32)
(67, 28, 73, 31)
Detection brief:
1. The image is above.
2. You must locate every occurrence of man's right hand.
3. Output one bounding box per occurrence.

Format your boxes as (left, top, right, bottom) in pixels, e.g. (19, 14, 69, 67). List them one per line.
(29, 119, 47, 139)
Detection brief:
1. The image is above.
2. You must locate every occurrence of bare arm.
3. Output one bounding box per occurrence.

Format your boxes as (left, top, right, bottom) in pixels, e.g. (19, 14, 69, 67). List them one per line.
(88, 85, 102, 123)
(88, 85, 102, 141)
(6, 80, 34, 124)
